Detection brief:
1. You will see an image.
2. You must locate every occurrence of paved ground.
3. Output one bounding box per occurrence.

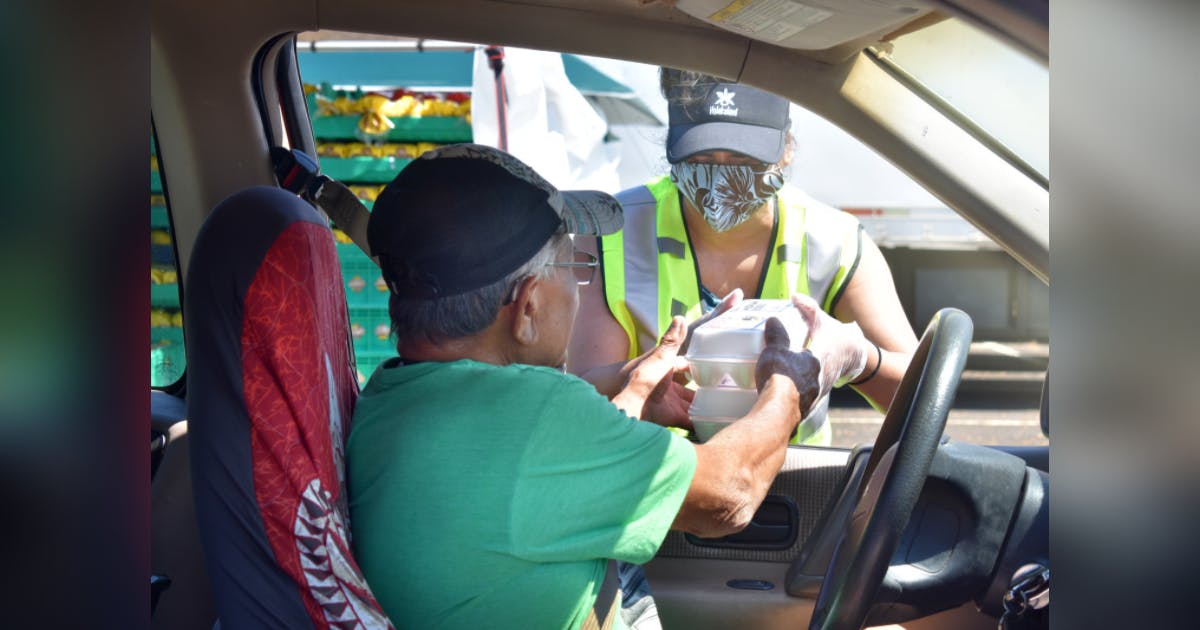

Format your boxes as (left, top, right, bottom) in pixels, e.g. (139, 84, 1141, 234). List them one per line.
(822, 339, 1049, 448)
(828, 405, 1048, 448)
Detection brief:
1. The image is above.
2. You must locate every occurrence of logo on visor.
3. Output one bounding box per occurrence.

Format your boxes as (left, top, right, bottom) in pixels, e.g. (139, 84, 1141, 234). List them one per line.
(709, 88, 738, 117)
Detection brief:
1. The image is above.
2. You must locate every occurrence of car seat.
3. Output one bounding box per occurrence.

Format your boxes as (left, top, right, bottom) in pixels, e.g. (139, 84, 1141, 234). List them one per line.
(185, 186, 391, 628)
(151, 390, 216, 629)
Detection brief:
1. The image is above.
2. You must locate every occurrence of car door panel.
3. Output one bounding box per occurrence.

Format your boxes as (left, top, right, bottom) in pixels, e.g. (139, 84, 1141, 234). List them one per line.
(646, 446, 851, 628)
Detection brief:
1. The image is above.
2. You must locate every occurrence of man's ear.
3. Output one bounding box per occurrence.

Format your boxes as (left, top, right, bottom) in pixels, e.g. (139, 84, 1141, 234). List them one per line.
(510, 275, 541, 346)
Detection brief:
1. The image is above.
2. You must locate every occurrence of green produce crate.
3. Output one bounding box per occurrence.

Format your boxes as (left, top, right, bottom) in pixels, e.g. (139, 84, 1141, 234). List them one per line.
(151, 332, 187, 387)
(151, 283, 181, 308)
(151, 170, 163, 194)
(320, 156, 412, 184)
(312, 115, 472, 143)
(151, 205, 171, 229)
(151, 325, 185, 347)
(337, 243, 389, 307)
(354, 351, 396, 387)
(151, 244, 176, 267)
(348, 306, 393, 355)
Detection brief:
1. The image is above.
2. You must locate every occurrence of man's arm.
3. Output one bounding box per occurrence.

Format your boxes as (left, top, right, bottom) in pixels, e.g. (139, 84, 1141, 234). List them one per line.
(671, 374, 804, 537)
(620, 316, 822, 539)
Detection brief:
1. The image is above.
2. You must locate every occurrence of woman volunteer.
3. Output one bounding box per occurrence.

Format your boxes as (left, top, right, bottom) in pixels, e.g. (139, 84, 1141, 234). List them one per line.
(569, 68, 918, 446)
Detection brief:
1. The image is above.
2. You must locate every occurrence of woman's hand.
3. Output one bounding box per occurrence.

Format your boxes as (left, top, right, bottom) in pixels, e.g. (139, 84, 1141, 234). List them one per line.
(791, 293, 872, 396)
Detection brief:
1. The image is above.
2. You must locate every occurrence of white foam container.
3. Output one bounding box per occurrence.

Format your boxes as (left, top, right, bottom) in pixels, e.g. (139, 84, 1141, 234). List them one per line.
(686, 299, 808, 389)
(687, 299, 808, 359)
(688, 387, 759, 442)
(689, 356, 757, 389)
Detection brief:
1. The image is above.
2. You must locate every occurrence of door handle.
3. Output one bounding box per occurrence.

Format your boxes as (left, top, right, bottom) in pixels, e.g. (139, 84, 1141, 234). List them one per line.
(686, 495, 799, 550)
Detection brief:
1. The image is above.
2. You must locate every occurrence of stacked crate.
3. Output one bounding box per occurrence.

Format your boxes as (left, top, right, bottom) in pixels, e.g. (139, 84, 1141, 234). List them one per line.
(150, 146, 186, 387)
(306, 84, 473, 384)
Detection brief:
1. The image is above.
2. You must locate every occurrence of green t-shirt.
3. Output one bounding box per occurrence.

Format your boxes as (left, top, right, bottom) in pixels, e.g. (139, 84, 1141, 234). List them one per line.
(347, 358, 697, 629)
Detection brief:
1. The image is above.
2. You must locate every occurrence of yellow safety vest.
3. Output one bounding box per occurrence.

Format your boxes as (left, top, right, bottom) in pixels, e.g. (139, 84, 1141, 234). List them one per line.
(600, 176, 862, 446)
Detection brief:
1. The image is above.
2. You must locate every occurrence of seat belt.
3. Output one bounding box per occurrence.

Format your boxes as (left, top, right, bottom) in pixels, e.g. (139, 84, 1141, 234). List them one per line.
(312, 176, 373, 258)
(271, 146, 375, 259)
(581, 559, 620, 630)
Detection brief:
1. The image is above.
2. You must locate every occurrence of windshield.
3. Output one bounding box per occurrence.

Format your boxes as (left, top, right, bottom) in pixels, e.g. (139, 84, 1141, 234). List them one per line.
(879, 18, 1049, 182)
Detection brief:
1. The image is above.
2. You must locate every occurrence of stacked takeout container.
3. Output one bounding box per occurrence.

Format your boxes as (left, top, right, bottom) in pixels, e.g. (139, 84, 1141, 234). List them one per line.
(686, 300, 809, 441)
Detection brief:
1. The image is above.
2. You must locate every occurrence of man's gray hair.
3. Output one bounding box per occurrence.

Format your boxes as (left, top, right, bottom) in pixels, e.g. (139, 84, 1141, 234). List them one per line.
(388, 232, 568, 345)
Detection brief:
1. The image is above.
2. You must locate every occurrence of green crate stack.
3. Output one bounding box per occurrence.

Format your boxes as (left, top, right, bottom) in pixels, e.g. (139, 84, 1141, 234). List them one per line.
(313, 94, 473, 385)
(151, 146, 186, 387)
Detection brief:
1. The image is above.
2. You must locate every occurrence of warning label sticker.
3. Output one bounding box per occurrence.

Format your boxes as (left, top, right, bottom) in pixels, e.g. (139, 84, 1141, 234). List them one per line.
(708, 0, 833, 43)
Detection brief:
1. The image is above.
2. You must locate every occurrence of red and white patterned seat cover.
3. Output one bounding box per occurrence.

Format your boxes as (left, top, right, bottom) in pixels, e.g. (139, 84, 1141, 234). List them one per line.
(186, 186, 392, 629)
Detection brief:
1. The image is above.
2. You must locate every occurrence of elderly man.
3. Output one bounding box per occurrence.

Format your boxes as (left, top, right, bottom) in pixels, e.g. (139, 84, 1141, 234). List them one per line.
(347, 144, 824, 629)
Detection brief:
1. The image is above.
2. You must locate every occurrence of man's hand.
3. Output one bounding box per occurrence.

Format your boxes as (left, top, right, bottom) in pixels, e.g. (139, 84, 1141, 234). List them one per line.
(613, 316, 694, 428)
(791, 294, 872, 396)
(754, 317, 822, 417)
(680, 288, 743, 355)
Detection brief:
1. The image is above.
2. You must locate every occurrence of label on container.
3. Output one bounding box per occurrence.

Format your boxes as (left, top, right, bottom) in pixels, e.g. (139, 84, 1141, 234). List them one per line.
(700, 299, 797, 329)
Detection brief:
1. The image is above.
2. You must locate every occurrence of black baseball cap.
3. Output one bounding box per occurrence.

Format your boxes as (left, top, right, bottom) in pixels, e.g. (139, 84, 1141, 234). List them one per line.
(666, 82, 791, 164)
(367, 143, 623, 299)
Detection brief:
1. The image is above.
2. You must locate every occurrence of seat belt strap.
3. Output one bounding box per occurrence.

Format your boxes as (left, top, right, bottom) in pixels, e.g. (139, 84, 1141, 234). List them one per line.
(270, 146, 376, 262)
(313, 176, 375, 260)
(580, 559, 620, 630)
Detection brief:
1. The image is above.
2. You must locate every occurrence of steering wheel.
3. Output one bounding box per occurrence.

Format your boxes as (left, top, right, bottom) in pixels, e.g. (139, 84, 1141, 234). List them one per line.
(808, 308, 973, 630)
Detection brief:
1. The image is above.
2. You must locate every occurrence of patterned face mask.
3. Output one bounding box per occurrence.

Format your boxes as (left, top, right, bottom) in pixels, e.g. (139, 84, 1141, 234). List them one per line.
(670, 162, 785, 232)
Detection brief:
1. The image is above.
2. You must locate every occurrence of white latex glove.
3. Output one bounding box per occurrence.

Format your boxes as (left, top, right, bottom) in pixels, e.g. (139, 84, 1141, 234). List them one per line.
(791, 293, 872, 396)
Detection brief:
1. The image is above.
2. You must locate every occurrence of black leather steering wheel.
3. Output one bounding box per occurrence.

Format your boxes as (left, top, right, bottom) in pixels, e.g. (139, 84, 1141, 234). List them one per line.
(809, 308, 973, 630)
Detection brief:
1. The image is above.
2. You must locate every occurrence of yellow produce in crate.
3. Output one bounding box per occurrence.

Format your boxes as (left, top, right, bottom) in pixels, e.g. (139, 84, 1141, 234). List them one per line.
(382, 95, 416, 117)
(151, 309, 173, 328)
(314, 95, 339, 117)
(151, 267, 179, 284)
(358, 112, 394, 137)
(348, 143, 376, 157)
(349, 185, 385, 202)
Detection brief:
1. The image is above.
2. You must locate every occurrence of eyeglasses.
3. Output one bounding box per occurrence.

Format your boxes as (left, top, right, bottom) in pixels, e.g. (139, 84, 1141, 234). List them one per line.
(501, 249, 599, 305)
(546, 249, 599, 286)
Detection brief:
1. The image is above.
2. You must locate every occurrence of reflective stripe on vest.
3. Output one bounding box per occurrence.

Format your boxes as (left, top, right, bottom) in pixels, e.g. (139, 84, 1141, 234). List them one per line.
(601, 177, 862, 446)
